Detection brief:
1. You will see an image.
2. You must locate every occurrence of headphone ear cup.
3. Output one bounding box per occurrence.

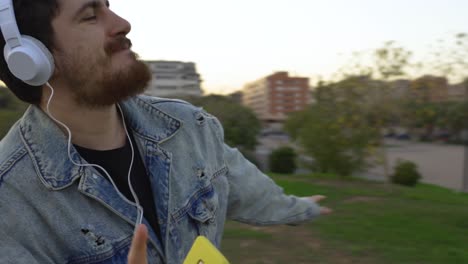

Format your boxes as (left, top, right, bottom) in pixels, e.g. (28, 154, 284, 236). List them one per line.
(4, 35, 54, 86)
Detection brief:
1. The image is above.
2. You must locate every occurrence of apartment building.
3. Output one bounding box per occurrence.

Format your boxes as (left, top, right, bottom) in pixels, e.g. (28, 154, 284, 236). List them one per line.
(243, 72, 310, 122)
(447, 83, 467, 101)
(409, 75, 449, 103)
(144, 60, 203, 98)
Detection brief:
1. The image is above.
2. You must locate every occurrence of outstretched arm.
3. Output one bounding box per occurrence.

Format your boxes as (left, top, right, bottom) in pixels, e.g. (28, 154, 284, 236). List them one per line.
(224, 144, 331, 225)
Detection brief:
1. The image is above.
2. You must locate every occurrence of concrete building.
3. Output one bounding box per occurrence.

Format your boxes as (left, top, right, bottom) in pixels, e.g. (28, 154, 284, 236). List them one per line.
(390, 79, 411, 99)
(228, 91, 243, 105)
(409, 75, 449, 103)
(377, 78, 466, 103)
(144, 61, 203, 98)
(242, 72, 311, 122)
(447, 83, 467, 101)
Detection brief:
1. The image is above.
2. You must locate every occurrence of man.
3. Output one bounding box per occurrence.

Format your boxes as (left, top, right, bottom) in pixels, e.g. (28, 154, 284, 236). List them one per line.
(0, 0, 331, 263)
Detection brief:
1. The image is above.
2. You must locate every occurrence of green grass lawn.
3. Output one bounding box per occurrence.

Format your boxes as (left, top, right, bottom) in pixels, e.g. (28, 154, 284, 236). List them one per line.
(221, 174, 468, 264)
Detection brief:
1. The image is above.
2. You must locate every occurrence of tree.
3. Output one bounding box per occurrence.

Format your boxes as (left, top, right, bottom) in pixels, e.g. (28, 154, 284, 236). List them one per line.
(406, 102, 440, 140)
(427, 33, 468, 83)
(286, 78, 380, 176)
(373, 41, 412, 80)
(400, 100, 468, 143)
(441, 101, 468, 142)
(335, 41, 412, 82)
(184, 95, 261, 151)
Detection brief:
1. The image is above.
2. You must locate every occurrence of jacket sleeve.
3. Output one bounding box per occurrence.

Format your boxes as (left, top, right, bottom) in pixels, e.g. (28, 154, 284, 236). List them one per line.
(223, 143, 322, 225)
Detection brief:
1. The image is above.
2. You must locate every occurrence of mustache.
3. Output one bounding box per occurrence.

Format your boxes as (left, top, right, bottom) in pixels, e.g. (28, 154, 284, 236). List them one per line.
(105, 36, 132, 55)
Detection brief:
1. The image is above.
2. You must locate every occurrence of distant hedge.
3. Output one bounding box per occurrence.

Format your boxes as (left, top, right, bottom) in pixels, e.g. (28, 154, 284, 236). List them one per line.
(269, 147, 297, 174)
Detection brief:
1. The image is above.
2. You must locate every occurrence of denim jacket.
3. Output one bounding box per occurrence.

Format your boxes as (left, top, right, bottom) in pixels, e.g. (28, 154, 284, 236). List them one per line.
(0, 95, 321, 263)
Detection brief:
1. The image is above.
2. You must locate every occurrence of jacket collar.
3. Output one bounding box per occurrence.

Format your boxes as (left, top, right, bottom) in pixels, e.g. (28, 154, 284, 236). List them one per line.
(19, 96, 182, 190)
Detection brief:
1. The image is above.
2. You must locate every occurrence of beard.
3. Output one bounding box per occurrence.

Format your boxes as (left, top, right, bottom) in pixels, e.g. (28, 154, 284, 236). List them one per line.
(56, 37, 152, 108)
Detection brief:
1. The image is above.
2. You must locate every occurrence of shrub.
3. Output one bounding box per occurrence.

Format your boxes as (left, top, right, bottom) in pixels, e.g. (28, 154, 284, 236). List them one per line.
(269, 147, 297, 174)
(391, 159, 421, 187)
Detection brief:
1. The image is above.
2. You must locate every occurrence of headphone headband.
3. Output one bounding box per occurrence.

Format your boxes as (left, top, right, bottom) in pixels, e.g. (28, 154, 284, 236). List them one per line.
(0, 0, 22, 49)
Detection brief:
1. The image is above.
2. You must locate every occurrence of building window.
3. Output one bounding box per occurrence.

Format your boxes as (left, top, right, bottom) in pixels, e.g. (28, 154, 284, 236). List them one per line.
(155, 75, 176, 80)
(158, 86, 177, 90)
(156, 64, 178, 69)
(183, 85, 194, 89)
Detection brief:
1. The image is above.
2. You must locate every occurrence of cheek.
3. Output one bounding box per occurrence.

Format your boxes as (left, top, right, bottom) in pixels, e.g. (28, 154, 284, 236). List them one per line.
(59, 30, 105, 55)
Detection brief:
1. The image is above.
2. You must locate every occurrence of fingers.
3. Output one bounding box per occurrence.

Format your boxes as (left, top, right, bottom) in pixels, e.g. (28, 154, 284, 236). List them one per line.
(128, 224, 149, 264)
(320, 206, 333, 215)
(309, 195, 326, 202)
(306, 195, 333, 215)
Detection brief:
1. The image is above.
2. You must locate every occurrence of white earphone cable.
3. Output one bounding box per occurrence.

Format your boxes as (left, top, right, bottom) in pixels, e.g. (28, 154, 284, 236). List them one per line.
(45, 82, 144, 233)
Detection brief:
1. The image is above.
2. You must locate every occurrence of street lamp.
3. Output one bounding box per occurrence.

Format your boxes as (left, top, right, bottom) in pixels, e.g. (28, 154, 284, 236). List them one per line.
(463, 83, 468, 192)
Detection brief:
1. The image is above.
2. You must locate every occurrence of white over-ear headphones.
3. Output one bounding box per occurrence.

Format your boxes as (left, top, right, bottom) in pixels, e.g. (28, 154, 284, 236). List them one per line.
(0, 0, 54, 86)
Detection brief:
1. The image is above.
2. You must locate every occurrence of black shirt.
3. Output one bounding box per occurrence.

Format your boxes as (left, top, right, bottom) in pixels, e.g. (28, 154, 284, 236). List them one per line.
(74, 132, 162, 241)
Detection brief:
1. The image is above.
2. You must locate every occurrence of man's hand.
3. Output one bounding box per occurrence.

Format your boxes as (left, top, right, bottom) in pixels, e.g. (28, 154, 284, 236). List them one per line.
(128, 224, 148, 264)
(308, 195, 333, 215)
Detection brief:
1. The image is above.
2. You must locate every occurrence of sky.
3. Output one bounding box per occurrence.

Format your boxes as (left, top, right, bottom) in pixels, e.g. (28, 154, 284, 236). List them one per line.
(111, 0, 468, 94)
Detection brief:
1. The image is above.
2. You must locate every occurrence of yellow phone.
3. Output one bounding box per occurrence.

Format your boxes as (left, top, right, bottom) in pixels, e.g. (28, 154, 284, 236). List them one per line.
(183, 236, 230, 264)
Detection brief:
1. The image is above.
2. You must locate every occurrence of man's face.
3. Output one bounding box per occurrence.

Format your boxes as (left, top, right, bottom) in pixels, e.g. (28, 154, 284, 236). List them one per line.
(51, 0, 151, 108)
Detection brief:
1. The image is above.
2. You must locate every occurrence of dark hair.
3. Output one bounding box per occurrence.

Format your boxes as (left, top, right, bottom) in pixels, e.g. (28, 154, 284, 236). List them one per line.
(0, 0, 59, 104)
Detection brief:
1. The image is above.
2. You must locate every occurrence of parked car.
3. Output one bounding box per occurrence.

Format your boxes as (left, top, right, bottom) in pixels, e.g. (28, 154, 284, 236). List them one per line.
(396, 133, 411, 140)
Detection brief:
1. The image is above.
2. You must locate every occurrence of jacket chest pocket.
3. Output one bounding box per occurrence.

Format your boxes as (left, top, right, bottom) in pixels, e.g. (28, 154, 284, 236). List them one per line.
(167, 164, 228, 262)
(170, 181, 220, 242)
(186, 184, 219, 239)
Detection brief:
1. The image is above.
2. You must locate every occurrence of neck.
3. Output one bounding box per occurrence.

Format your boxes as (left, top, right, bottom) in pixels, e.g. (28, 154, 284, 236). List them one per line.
(39, 83, 127, 150)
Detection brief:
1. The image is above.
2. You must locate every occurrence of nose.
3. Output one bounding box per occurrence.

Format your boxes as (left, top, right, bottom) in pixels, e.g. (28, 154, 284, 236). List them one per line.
(107, 10, 131, 37)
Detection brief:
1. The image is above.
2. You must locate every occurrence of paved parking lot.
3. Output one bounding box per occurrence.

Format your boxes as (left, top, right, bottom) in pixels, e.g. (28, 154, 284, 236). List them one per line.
(363, 139, 467, 191)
